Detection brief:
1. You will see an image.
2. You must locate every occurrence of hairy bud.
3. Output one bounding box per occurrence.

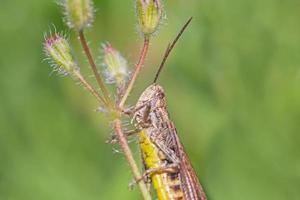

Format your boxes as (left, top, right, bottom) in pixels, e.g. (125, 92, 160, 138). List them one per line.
(136, 0, 163, 36)
(102, 43, 128, 86)
(44, 33, 78, 75)
(63, 0, 94, 31)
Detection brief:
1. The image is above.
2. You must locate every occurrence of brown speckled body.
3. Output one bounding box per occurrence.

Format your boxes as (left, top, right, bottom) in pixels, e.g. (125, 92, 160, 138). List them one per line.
(134, 84, 207, 200)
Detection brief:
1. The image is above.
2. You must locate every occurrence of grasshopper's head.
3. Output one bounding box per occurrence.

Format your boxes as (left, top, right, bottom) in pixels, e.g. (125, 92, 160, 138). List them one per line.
(138, 83, 165, 103)
(135, 83, 166, 122)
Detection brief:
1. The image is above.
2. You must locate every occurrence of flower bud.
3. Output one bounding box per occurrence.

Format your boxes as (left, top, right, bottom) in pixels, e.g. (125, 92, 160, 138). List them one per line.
(44, 33, 78, 75)
(63, 0, 94, 31)
(102, 43, 128, 86)
(136, 0, 163, 36)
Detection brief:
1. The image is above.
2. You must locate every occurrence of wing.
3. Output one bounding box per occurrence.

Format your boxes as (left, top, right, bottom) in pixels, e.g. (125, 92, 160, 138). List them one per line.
(170, 124, 207, 200)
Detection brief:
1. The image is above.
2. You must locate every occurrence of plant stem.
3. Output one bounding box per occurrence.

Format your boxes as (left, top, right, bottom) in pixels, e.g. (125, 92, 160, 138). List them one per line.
(113, 119, 152, 200)
(74, 71, 106, 105)
(78, 30, 111, 106)
(119, 37, 150, 108)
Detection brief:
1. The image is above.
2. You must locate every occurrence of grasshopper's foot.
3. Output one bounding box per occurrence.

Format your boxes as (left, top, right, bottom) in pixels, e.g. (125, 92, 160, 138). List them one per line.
(128, 164, 179, 190)
(106, 128, 141, 144)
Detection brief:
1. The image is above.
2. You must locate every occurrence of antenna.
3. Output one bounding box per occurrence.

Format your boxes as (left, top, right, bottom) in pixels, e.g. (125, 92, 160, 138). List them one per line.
(153, 17, 193, 83)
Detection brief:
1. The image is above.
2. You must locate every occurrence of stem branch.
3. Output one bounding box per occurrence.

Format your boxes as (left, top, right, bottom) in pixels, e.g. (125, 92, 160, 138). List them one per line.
(74, 71, 106, 104)
(119, 37, 150, 108)
(79, 31, 111, 106)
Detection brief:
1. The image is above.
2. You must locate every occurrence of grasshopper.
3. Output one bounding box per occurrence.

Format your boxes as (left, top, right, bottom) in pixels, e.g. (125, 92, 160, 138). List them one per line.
(132, 18, 207, 200)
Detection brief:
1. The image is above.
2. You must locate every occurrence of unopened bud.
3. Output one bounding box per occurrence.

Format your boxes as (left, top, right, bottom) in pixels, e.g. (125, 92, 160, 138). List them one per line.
(44, 33, 78, 75)
(136, 0, 162, 36)
(63, 0, 94, 31)
(102, 43, 128, 86)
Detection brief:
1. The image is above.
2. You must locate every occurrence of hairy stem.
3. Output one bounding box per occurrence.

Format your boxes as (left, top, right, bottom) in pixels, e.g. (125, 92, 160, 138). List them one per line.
(113, 119, 152, 200)
(119, 37, 150, 108)
(79, 31, 111, 106)
(74, 71, 106, 105)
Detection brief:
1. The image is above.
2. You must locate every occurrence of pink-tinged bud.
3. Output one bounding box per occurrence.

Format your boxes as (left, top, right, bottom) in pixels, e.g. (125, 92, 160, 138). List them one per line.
(44, 33, 78, 75)
(63, 0, 94, 31)
(102, 43, 128, 86)
(136, 0, 163, 36)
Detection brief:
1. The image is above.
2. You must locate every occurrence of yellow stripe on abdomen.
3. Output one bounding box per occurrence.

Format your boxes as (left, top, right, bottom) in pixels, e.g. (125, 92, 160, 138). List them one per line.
(139, 130, 185, 200)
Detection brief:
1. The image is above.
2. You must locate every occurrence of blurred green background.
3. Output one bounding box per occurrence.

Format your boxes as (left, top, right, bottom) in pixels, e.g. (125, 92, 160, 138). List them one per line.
(1, 0, 300, 199)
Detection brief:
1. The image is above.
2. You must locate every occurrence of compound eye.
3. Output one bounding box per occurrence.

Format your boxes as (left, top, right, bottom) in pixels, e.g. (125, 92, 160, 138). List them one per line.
(156, 92, 165, 99)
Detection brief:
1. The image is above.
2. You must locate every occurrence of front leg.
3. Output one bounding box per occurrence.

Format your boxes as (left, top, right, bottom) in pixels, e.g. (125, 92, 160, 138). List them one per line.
(121, 106, 135, 116)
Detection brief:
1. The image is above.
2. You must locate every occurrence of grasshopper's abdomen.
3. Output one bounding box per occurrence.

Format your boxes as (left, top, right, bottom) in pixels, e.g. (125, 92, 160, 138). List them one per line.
(139, 130, 185, 200)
